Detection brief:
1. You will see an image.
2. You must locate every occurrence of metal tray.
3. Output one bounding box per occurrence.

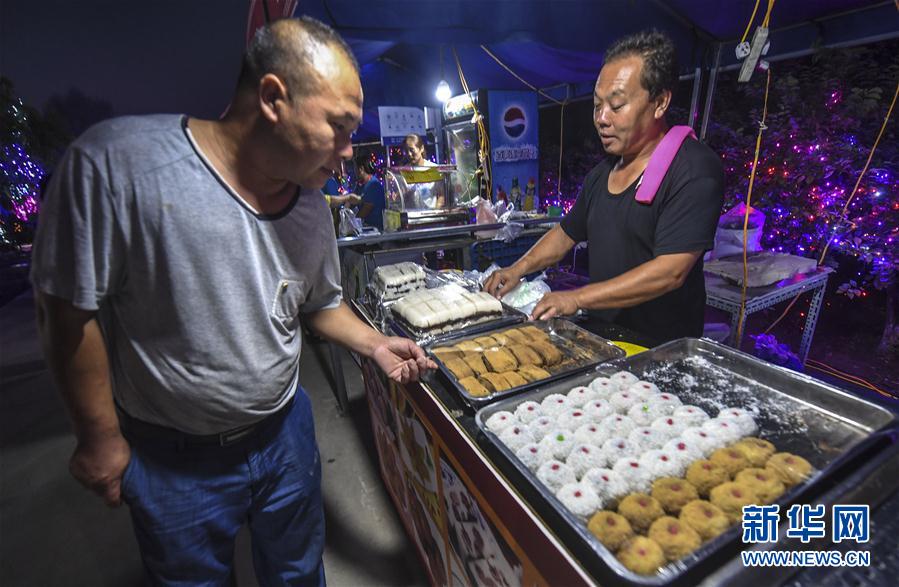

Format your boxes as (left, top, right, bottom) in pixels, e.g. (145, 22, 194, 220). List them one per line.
(475, 338, 898, 586)
(428, 318, 626, 408)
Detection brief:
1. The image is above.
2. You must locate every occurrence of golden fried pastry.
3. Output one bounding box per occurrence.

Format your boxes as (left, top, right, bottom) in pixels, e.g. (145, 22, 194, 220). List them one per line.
(732, 437, 776, 467)
(517, 365, 552, 382)
(483, 348, 518, 372)
(459, 376, 491, 397)
(617, 536, 666, 576)
(709, 482, 759, 524)
(473, 335, 499, 349)
(648, 516, 701, 561)
(454, 340, 482, 352)
(500, 371, 528, 388)
(507, 344, 543, 366)
(491, 332, 514, 346)
(618, 493, 665, 533)
(766, 452, 813, 487)
(503, 328, 530, 344)
(588, 510, 634, 552)
(480, 372, 512, 392)
(431, 347, 463, 362)
(444, 358, 474, 379)
(685, 460, 731, 498)
(462, 353, 489, 375)
(735, 468, 785, 504)
(679, 500, 730, 541)
(651, 477, 699, 516)
(519, 324, 551, 341)
(532, 341, 563, 366)
(710, 447, 751, 478)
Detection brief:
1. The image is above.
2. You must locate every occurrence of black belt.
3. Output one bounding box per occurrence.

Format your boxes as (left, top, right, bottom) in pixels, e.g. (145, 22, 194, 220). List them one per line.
(117, 395, 294, 450)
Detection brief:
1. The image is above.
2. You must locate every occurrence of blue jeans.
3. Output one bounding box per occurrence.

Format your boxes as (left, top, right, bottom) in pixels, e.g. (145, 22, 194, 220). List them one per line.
(120, 388, 325, 586)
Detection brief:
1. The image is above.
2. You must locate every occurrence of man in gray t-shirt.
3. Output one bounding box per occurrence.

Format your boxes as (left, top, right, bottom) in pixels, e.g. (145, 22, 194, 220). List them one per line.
(31, 17, 434, 585)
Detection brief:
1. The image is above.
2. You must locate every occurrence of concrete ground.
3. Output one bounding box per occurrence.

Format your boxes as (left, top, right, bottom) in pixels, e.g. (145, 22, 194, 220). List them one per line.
(0, 289, 427, 587)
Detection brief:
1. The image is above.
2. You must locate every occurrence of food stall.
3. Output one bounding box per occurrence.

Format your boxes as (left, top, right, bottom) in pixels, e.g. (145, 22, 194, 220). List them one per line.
(349, 261, 899, 587)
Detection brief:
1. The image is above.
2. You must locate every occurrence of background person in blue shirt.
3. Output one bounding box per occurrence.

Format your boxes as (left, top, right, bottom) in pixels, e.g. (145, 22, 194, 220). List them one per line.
(354, 156, 385, 231)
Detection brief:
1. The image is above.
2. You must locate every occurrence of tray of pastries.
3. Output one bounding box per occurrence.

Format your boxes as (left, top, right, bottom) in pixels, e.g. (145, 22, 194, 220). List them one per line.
(427, 319, 625, 407)
(389, 284, 525, 344)
(474, 338, 897, 585)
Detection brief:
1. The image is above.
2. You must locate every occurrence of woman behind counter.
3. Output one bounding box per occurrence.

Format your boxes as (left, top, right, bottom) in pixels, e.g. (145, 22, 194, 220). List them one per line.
(402, 134, 445, 209)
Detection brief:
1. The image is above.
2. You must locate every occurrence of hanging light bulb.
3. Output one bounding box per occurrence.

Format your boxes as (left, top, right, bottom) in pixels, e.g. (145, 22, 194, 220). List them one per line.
(435, 79, 451, 102)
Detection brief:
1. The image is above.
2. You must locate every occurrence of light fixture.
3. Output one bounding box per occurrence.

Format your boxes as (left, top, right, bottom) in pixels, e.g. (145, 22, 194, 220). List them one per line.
(435, 79, 451, 102)
(435, 45, 451, 102)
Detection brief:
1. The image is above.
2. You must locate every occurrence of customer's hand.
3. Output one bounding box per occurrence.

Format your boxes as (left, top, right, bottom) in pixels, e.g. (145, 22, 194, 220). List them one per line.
(530, 291, 579, 321)
(69, 431, 132, 507)
(373, 336, 437, 383)
(346, 194, 362, 206)
(482, 266, 524, 299)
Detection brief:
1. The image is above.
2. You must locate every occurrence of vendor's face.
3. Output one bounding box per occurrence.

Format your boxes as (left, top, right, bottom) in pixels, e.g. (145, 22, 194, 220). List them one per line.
(270, 46, 362, 189)
(404, 140, 425, 164)
(593, 55, 668, 158)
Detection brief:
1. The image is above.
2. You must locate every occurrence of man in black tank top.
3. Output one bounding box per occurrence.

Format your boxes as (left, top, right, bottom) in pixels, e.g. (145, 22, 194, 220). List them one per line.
(484, 30, 724, 343)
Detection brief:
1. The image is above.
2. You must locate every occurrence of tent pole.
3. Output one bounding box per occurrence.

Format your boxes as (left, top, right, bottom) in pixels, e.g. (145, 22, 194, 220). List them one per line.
(689, 66, 703, 130)
(700, 43, 722, 141)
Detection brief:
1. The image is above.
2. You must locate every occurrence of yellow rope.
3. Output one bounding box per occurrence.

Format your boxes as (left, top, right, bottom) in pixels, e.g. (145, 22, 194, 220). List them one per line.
(479, 45, 564, 105)
(741, 0, 762, 43)
(817, 77, 899, 264)
(735, 68, 772, 345)
(764, 76, 899, 334)
(452, 46, 492, 199)
(761, 0, 776, 27)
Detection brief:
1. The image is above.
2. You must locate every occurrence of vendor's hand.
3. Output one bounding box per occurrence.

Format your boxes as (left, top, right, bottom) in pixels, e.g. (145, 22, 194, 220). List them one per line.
(530, 291, 579, 321)
(69, 431, 132, 508)
(346, 194, 362, 206)
(483, 267, 524, 299)
(372, 336, 438, 383)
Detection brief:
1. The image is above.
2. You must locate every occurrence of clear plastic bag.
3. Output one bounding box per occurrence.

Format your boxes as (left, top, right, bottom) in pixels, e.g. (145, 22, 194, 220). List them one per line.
(338, 207, 364, 237)
(501, 272, 552, 315)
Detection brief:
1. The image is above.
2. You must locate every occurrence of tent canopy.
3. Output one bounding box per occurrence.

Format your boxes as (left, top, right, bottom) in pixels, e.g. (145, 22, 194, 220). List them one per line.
(294, 0, 898, 138)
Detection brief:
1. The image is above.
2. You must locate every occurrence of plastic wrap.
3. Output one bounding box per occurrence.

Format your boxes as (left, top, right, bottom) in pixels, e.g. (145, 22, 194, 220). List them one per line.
(387, 283, 526, 346)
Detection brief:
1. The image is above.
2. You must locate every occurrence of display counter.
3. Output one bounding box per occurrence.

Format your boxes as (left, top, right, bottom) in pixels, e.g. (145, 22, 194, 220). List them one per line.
(350, 300, 899, 587)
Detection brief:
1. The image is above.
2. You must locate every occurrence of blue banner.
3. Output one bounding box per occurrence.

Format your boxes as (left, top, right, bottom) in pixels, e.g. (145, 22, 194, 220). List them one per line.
(487, 90, 540, 209)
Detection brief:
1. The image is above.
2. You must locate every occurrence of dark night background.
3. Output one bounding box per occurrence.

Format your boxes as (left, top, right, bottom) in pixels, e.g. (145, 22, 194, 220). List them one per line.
(1, 0, 247, 122)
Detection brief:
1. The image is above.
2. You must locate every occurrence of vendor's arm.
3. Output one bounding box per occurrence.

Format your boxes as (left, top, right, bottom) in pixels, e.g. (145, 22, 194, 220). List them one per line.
(326, 193, 361, 208)
(483, 224, 576, 298)
(35, 291, 130, 507)
(531, 251, 702, 320)
(304, 302, 436, 382)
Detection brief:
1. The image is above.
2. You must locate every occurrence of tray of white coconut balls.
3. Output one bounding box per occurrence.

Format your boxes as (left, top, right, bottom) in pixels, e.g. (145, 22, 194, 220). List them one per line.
(474, 338, 897, 585)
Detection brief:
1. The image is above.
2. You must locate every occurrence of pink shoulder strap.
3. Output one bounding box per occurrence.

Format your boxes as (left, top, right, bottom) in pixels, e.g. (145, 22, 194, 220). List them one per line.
(634, 125, 696, 204)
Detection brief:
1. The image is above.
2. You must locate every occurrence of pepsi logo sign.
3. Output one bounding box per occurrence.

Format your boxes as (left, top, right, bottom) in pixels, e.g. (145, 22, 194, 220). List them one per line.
(502, 106, 526, 139)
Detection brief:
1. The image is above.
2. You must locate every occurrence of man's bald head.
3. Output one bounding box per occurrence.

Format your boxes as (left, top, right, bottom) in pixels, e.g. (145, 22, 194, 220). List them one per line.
(236, 16, 359, 99)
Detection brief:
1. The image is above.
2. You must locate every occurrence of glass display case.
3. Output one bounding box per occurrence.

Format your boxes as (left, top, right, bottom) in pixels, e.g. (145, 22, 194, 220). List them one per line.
(383, 165, 470, 231)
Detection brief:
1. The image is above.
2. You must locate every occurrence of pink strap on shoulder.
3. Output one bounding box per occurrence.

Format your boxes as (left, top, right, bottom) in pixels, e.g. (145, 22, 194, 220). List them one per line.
(634, 125, 696, 204)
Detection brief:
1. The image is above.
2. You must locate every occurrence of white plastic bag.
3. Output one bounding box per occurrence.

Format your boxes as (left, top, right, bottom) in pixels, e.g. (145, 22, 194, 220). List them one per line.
(709, 202, 766, 259)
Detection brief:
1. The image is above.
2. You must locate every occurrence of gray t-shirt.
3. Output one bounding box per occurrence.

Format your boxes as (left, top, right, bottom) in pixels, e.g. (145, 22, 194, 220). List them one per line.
(30, 114, 342, 434)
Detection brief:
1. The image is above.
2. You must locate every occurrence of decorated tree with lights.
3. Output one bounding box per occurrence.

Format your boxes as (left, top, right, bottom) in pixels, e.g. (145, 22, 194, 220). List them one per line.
(0, 77, 45, 250)
(706, 42, 899, 353)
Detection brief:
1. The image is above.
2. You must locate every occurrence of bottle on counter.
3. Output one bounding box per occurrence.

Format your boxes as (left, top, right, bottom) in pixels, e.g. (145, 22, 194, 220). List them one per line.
(524, 177, 537, 211)
(509, 177, 521, 210)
